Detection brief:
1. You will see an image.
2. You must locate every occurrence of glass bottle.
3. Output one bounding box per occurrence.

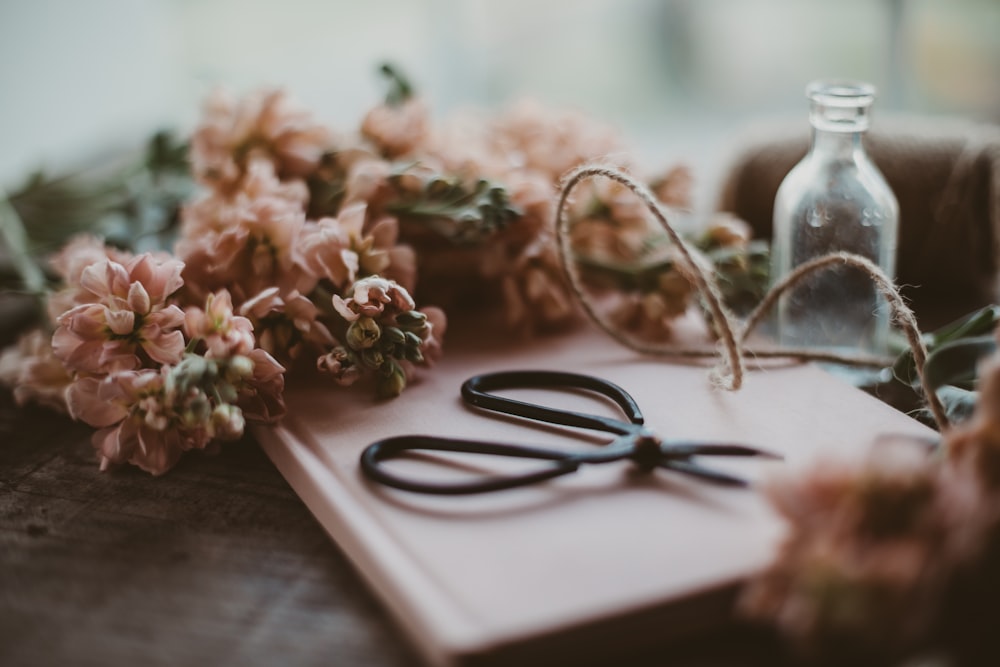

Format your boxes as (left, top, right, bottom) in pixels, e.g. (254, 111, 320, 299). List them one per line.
(770, 80, 899, 360)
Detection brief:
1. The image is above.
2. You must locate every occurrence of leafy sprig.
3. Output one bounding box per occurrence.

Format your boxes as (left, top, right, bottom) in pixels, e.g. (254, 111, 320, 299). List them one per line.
(388, 168, 521, 245)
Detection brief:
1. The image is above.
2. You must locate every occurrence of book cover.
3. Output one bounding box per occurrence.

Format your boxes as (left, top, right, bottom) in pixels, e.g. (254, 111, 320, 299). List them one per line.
(255, 318, 933, 666)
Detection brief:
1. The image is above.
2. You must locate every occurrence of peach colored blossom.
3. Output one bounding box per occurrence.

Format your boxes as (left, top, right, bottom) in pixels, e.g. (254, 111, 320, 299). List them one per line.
(499, 235, 577, 336)
(298, 202, 416, 293)
(67, 349, 284, 475)
(739, 436, 974, 663)
(296, 216, 361, 289)
(46, 236, 135, 323)
(702, 212, 753, 249)
(190, 88, 331, 193)
(332, 276, 415, 322)
(316, 347, 362, 387)
(237, 348, 286, 423)
(569, 216, 651, 265)
(945, 351, 1000, 490)
(361, 97, 431, 158)
(67, 369, 195, 475)
(176, 183, 311, 305)
(0, 328, 72, 414)
(342, 154, 393, 207)
(184, 289, 255, 358)
(649, 165, 693, 210)
(420, 109, 507, 179)
(52, 254, 186, 373)
(492, 99, 627, 181)
(48, 234, 133, 284)
(239, 287, 334, 362)
(240, 156, 310, 206)
(607, 265, 693, 342)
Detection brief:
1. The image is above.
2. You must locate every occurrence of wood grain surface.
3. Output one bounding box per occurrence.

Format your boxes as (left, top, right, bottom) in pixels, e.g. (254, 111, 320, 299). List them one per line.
(0, 387, 791, 667)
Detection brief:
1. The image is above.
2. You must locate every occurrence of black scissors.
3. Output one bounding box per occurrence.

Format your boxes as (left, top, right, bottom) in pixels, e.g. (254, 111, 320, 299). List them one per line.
(360, 370, 780, 495)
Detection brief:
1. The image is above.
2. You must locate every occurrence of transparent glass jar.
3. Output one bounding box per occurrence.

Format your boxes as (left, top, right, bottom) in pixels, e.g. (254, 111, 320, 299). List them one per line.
(771, 80, 899, 358)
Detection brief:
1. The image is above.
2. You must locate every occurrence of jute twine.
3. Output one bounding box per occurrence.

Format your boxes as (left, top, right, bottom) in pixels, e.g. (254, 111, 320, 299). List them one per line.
(554, 164, 950, 431)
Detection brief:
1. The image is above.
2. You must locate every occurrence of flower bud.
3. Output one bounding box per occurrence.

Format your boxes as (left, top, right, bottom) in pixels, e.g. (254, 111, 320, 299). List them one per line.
(404, 331, 424, 348)
(383, 326, 406, 345)
(347, 317, 381, 350)
(395, 310, 426, 327)
(183, 390, 213, 427)
(226, 355, 255, 381)
(211, 404, 245, 440)
(376, 362, 407, 398)
(360, 348, 384, 369)
(171, 355, 208, 393)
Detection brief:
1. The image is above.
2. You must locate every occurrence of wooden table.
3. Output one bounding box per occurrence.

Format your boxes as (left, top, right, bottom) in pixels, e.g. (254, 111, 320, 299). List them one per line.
(0, 384, 797, 667)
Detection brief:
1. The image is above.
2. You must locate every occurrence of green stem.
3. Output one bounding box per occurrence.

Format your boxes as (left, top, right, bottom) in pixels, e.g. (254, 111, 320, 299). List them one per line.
(0, 195, 47, 293)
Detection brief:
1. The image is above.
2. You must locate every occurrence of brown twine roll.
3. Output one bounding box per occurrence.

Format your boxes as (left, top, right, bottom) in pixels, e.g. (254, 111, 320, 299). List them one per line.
(554, 164, 950, 431)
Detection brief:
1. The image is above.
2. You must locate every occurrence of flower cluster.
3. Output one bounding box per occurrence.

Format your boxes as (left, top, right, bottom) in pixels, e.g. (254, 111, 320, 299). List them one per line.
(741, 325, 1000, 665)
(24, 235, 287, 474)
(1, 70, 764, 474)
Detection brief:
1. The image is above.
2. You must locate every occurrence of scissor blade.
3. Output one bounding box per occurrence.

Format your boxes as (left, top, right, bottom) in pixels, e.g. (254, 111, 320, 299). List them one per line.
(661, 442, 783, 459)
(658, 459, 750, 487)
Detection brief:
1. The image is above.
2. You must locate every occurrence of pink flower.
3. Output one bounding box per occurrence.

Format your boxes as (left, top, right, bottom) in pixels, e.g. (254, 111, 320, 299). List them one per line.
(191, 88, 331, 193)
(607, 263, 693, 342)
(296, 215, 361, 290)
(498, 235, 578, 336)
(332, 276, 415, 322)
(48, 234, 133, 284)
(0, 328, 72, 414)
(492, 99, 627, 181)
(649, 165, 693, 210)
(66, 369, 194, 476)
(239, 287, 334, 363)
(52, 253, 186, 373)
(361, 97, 431, 158)
(237, 348, 286, 423)
(176, 180, 311, 305)
(701, 212, 753, 249)
(297, 202, 416, 292)
(316, 346, 362, 386)
(66, 349, 285, 475)
(45, 235, 134, 323)
(184, 289, 255, 358)
(341, 154, 392, 207)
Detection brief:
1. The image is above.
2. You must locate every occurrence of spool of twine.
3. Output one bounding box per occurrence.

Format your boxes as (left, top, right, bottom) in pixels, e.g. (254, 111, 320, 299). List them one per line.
(554, 164, 950, 431)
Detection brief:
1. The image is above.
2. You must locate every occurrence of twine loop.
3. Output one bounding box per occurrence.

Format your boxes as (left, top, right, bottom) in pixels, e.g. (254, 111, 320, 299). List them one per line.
(554, 164, 950, 431)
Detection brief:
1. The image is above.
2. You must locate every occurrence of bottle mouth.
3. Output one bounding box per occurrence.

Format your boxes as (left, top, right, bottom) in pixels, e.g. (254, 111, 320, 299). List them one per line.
(806, 80, 876, 132)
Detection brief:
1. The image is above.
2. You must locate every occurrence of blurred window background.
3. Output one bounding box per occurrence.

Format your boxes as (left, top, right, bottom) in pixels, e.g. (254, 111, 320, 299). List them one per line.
(0, 0, 997, 189)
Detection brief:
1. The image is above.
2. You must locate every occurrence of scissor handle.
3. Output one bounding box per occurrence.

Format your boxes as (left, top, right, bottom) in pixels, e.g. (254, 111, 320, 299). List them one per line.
(360, 435, 607, 495)
(461, 370, 644, 437)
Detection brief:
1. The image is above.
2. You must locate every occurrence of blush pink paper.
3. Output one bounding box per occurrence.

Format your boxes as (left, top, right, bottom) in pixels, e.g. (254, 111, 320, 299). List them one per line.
(255, 316, 935, 666)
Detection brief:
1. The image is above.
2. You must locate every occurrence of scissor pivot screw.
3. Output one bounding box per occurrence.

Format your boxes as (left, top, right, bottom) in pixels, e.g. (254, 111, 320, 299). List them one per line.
(631, 434, 662, 473)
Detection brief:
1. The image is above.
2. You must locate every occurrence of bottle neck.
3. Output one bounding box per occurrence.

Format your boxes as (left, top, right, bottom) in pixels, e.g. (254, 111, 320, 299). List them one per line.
(809, 126, 865, 160)
(805, 81, 874, 162)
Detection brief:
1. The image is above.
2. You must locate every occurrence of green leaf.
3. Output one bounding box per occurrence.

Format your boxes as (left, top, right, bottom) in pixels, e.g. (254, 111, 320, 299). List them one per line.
(389, 170, 520, 245)
(922, 335, 996, 393)
(891, 305, 1000, 387)
(0, 196, 47, 293)
(378, 62, 415, 107)
(927, 305, 1000, 346)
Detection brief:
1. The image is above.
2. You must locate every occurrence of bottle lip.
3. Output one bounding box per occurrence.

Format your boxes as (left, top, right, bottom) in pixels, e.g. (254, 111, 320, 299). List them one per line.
(806, 80, 876, 108)
(806, 80, 876, 133)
